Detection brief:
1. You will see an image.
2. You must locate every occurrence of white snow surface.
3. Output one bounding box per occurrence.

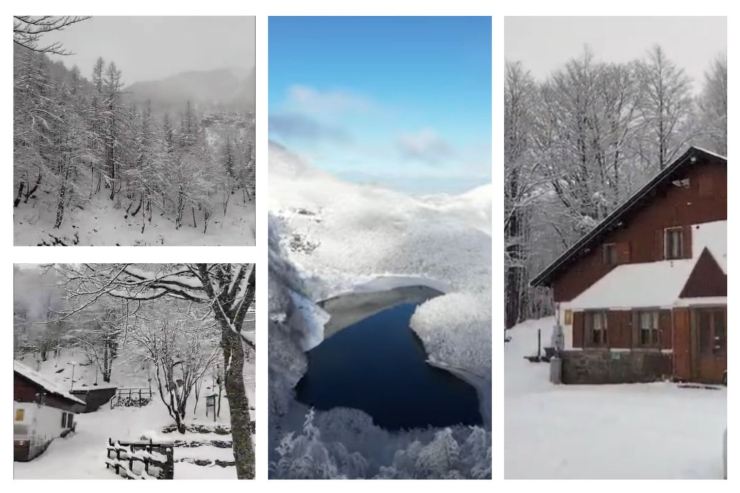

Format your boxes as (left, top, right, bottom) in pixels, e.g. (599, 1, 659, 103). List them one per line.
(693, 220, 727, 272)
(505, 317, 727, 479)
(15, 193, 255, 246)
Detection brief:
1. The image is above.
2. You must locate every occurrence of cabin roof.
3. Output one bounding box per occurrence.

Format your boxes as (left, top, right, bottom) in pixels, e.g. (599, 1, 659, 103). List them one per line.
(14, 360, 86, 406)
(530, 147, 727, 288)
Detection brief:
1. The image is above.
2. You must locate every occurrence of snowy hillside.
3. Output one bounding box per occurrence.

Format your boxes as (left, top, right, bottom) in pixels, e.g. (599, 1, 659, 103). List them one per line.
(505, 318, 727, 479)
(268, 143, 491, 478)
(15, 192, 255, 246)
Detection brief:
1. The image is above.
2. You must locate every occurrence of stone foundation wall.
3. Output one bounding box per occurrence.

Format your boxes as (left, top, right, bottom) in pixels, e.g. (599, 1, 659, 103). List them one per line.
(560, 349, 672, 384)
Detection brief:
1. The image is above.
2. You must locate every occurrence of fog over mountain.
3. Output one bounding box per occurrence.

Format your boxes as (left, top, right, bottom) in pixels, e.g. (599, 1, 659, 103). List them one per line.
(125, 67, 256, 113)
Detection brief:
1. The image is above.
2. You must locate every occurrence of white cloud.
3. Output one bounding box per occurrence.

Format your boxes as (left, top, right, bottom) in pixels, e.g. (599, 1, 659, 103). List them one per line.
(396, 128, 455, 164)
(285, 85, 374, 116)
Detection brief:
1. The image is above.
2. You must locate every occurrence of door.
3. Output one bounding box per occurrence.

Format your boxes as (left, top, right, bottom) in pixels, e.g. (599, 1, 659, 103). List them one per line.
(691, 307, 727, 383)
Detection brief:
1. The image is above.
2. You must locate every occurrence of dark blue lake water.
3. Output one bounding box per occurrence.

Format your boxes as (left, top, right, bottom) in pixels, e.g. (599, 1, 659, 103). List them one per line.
(295, 301, 482, 431)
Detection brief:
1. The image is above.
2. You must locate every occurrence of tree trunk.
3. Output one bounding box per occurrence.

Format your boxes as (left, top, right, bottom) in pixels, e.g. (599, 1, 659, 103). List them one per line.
(222, 327, 254, 479)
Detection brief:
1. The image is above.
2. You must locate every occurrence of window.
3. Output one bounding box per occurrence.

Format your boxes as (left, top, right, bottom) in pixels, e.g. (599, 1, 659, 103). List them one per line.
(67, 414, 74, 429)
(638, 311, 659, 346)
(61, 412, 67, 428)
(15, 408, 24, 422)
(587, 311, 608, 346)
(664, 227, 683, 259)
(697, 308, 726, 355)
(603, 243, 618, 266)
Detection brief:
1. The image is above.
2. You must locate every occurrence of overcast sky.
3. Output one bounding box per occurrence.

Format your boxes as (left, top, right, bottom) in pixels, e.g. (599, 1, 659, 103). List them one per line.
(506, 17, 726, 90)
(46, 16, 255, 85)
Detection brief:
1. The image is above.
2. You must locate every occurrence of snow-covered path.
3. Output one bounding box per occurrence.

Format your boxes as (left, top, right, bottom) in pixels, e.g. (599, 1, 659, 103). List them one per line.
(505, 317, 727, 479)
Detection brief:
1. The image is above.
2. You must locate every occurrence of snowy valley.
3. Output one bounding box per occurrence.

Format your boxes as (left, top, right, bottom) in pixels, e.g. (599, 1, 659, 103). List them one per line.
(13, 23, 256, 246)
(268, 143, 492, 479)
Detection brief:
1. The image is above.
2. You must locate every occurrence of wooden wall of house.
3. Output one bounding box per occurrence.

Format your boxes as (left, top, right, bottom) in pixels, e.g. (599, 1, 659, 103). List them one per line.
(553, 159, 727, 302)
(14, 375, 81, 412)
(672, 307, 692, 380)
(680, 248, 727, 298)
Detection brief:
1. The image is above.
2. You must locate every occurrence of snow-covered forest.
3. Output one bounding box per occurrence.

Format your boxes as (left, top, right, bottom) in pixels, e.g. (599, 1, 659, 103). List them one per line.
(13, 264, 256, 479)
(268, 144, 492, 478)
(13, 16, 256, 246)
(505, 45, 727, 328)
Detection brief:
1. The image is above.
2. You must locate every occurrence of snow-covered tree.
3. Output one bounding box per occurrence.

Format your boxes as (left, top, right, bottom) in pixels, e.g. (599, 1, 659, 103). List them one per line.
(59, 263, 256, 478)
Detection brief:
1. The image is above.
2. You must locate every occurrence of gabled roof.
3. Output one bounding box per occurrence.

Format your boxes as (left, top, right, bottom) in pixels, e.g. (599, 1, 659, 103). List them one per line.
(531, 146, 727, 287)
(14, 360, 86, 406)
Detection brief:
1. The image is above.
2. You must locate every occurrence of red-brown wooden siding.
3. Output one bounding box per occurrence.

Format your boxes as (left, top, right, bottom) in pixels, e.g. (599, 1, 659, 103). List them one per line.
(680, 248, 727, 298)
(672, 308, 692, 380)
(552, 162, 727, 302)
(14, 374, 82, 412)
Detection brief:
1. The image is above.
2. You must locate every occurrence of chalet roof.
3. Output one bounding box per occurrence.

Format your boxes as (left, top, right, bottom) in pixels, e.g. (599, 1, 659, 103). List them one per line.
(14, 360, 86, 406)
(568, 221, 726, 310)
(531, 147, 727, 287)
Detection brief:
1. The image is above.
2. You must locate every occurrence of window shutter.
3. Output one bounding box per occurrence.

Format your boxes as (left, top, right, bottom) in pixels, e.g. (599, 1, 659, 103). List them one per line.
(655, 229, 664, 261)
(61, 412, 66, 427)
(682, 225, 692, 259)
(573, 311, 584, 348)
(659, 309, 672, 349)
(630, 310, 638, 348)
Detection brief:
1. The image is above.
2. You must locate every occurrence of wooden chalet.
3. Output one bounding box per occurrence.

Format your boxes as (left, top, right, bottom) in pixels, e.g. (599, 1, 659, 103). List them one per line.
(531, 147, 727, 384)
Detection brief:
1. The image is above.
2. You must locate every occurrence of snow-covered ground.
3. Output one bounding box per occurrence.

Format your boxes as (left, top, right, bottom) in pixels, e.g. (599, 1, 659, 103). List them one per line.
(505, 317, 727, 479)
(268, 143, 491, 478)
(14, 349, 255, 479)
(14, 193, 255, 246)
(14, 398, 236, 479)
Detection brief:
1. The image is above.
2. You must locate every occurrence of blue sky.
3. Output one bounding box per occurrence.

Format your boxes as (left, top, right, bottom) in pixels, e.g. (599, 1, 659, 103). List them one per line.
(269, 16, 491, 195)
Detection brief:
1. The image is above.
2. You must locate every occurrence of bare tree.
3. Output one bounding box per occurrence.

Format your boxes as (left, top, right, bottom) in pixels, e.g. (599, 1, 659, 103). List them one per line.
(132, 319, 218, 433)
(13, 16, 89, 55)
(697, 54, 727, 155)
(636, 45, 694, 169)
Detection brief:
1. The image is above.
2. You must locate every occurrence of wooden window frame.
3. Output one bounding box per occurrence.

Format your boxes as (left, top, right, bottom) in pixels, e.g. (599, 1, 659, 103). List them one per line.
(695, 307, 726, 356)
(15, 408, 24, 422)
(664, 227, 684, 260)
(586, 310, 608, 347)
(602, 243, 618, 267)
(636, 310, 660, 348)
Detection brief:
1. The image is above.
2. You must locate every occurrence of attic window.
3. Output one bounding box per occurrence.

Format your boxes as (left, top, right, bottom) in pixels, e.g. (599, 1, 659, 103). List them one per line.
(664, 227, 683, 260)
(671, 178, 690, 188)
(603, 243, 618, 266)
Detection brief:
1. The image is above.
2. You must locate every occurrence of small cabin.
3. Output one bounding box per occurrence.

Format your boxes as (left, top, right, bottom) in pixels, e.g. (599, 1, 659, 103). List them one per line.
(14, 361, 86, 461)
(532, 147, 727, 384)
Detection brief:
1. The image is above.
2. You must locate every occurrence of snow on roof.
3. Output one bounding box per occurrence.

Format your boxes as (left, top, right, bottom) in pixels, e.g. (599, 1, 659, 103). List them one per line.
(568, 259, 695, 310)
(692, 220, 726, 273)
(568, 221, 726, 310)
(14, 360, 86, 405)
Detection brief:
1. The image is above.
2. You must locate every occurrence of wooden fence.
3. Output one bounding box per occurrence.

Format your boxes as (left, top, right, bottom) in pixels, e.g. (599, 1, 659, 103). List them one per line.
(110, 388, 153, 408)
(105, 438, 174, 479)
